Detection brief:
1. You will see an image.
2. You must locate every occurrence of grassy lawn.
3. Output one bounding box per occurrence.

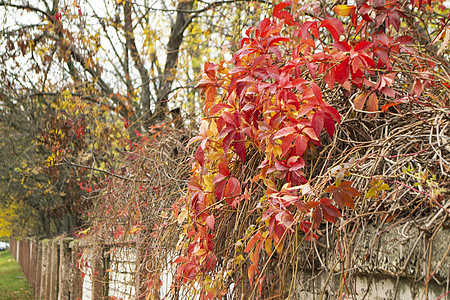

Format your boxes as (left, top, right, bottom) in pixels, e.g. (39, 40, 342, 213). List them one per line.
(0, 249, 34, 300)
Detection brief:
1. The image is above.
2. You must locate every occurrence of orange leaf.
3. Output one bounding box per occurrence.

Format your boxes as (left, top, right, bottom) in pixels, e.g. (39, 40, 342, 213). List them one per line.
(248, 264, 257, 286)
(354, 92, 369, 110)
(366, 93, 378, 112)
(244, 232, 263, 253)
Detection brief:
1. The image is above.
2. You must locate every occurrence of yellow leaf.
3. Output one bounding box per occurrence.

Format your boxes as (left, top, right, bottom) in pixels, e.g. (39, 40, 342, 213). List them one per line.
(264, 238, 272, 256)
(275, 241, 283, 254)
(194, 248, 207, 256)
(78, 227, 91, 235)
(203, 173, 215, 192)
(128, 227, 142, 235)
(333, 5, 356, 17)
(177, 208, 188, 225)
(235, 254, 245, 265)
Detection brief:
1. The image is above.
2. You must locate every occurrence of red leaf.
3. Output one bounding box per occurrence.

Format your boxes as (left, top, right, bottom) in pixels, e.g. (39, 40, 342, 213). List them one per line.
(297, 103, 316, 117)
(273, 2, 292, 17)
(311, 110, 324, 137)
(299, 221, 318, 240)
(395, 35, 413, 44)
(269, 46, 283, 61)
(222, 111, 238, 127)
(320, 198, 342, 223)
(324, 68, 336, 89)
(323, 106, 340, 124)
(323, 112, 336, 137)
(295, 134, 309, 156)
(320, 18, 344, 41)
(206, 215, 215, 230)
(301, 21, 319, 39)
(187, 178, 202, 191)
(276, 10, 294, 25)
(267, 36, 291, 47)
(274, 127, 296, 139)
(281, 133, 296, 157)
(275, 160, 289, 171)
(388, 10, 401, 31)
(234, 132, 246, 162)
(411, 79, 423, 97)
(311, 82, 323, 102)
(218, 160, 230, 177)
(209, 103, 232, 115)
(222, 131, 236, 153)
(302, 127, 319, 141)
(313, 207, 323, 227)
(224, 177, 241, 206)
(324, 181, 360, 209)
(381, 87, 395, 98)
(354, 41, 373, 52)
(215, 180, 227, 201)
(195, 146, 205, 167)
(381, 102, 399, 112)
(335, 57, 350, 84)
(213, 173, 227, 185)
(173, 256, 189, 264)
(372, 0, 385, 8)
(304, 200, 320, 210)
(234, 139, 246, 162)
(269, 112, 286, 127)
(333, 41, 352, 52)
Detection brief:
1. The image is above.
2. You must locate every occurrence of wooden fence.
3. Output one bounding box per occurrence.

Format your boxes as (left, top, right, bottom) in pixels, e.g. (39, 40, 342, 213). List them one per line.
(10, 223, 450, 299)
(9, 236, 171, 300)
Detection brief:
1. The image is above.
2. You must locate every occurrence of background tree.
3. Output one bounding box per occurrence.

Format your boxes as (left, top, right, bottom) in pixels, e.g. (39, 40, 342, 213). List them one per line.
(0, 0, 272, 235)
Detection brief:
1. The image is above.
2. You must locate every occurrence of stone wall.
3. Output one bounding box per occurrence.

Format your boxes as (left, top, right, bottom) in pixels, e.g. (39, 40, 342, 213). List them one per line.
(293, 224, 449, 299)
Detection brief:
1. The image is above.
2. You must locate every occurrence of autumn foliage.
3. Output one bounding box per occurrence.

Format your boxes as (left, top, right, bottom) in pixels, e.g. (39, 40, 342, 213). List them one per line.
(172, 0, 449, 298)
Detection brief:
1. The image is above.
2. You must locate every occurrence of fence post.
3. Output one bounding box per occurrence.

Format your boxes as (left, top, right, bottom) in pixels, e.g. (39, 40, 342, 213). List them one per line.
(15, 238, 20, 264)
(70, 240, 83, 300)
(58, 238, 72, 300)
(48, 238, 59, 299)
(24, 239, 30, 281)
(40, 239, 51, 299)
(29, 238, 37, 287)
(35, 239, 43, 297)
(92, 244, 106, 299)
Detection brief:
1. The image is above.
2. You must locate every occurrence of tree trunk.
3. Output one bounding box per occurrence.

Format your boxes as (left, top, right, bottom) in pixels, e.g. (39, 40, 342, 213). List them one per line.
(155, 0, 194, 123)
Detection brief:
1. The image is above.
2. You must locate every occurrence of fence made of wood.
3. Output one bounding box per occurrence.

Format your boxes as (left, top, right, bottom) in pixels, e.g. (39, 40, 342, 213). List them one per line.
(10, 224, 450, 300)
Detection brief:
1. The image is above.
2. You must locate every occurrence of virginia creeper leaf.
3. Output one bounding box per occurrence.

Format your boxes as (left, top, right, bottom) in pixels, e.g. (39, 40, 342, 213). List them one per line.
(366, 93, 378, 112)
(320, 18, 345, 41)
(353, 92, 369, 110)
(336, 57, 350, 84)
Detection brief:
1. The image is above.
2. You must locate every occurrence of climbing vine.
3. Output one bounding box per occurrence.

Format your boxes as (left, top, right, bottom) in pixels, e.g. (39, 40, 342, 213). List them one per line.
(172, 0, 449, 298)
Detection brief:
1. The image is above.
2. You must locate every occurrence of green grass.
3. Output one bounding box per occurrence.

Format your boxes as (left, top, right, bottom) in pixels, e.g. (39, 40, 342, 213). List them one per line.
(0, 249, 34, 300)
